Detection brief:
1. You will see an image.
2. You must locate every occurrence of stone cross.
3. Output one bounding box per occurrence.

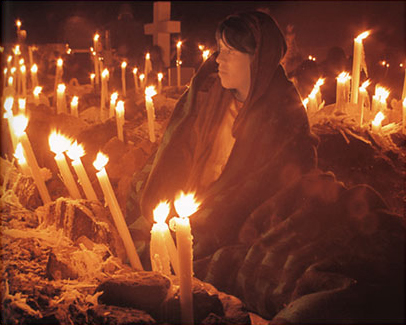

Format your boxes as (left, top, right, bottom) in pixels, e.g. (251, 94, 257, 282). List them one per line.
(144, 1, 181, 68)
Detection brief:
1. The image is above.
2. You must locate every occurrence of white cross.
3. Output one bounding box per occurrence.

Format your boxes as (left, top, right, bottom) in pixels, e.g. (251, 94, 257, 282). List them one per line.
(144, 1, 181, 68)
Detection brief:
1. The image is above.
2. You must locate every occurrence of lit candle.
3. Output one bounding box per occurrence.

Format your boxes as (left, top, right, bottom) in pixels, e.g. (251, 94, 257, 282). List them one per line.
(92, 51, 99, 86)
(371, 111, 385, 133)
(28, 46, 34, 68)
(90, 73, 95, 89)
(93, 33, 100, 54)
(3, 68, 7, 90)
(157, 72, 163, 94)
(93, 152, 143, 270)
(49, 131, 82, 199)
(18, 98, 26, 115)
(133, 68, 139, 93)
(16, 19, 21, 34)
(109, 92, 118, 118)
(70, 96, 79, 117)
(66, 141, 98, 201)
(56, 83, 67, 114)
(7, 55, 13, 71)
(336, 72, 350, 113)
(115, 100, 125, 141)
(121, 61, 127, 98)
(351, 31, 370, 104)
(145, 86, 157, 143)
(144, 53, 152, 85)
(101, 68, 109, 121)
(358, 80, 370, 127)
(4, 97, 18, 152)
(14, 142, 31, 176)
(202, 49, 210, 62)
(33, 86, 42, 106)
(139, 73, 145, 91)
(54, 58, 63, 102)
(150, 201, 172, 275)
(20, 65, 27, 97)
(402, 98, 406, 135)
(30, 64, 38, 89)
(173, 191, 200, 325)
(12, 115, 51, 204)
(371, 85, 389, 115)
(176, 41, 182, 87)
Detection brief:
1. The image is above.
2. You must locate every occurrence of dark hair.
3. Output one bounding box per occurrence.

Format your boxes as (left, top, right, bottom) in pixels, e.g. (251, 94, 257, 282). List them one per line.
(216, 15, 256, 55)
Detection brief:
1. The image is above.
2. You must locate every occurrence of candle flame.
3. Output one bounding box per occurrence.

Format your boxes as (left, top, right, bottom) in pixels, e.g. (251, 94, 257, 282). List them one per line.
(372, 111, 385, 127)
(14, 143, 26, 163)
(102, 68, 109, 78)
(176, 41, 182, 48)
(18, 98, 26, 110)
(94, 33, 99, 41)
(133, 67, 138, 75)
(302, 98, 309, 109)
(174, 191, 200, 218)
(110, 92, 118, 103)
(57, 58, 63, 67)
(19, 58, 24, 65)
(153, 201, 170, 223)
(49, 130, 72, 154)
(157, 72, 163, 81)
(139, 73, 145, 81)
(145, 86, 157, 100)
(71, 96, 78, 106)
(337, 72, 350, 83)
(374, 85, 390, 104)
(355, 31, 370, 42)
(90, 73, 95, 81)
(11, 67, 16, 74)
(13, 45, 21, 55)
(8, 76, 13, 87)
(33, 86, 42, 96)
(7, 55, 12, 63)
(116, 100, 124, 114)
(145, 53, 150, 60)
(202, 49, 210, 61)
(66, 141, 85, 160)
(57, 83, 66, 93)
(31, 64, 38, 73)
(121, 61, 127, 68)
(20, 65, 26, 73)
(93, 152, 109, 171)
(16, 20, 21, 27)
(198, 44, 204, 51)
(359, 80, 370, 92)
(4, 97, 14, 112)
(12, 114, 28, 137)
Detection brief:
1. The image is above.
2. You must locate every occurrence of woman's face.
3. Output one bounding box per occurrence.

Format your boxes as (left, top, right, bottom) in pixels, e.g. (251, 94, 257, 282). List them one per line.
(216, 38, 252, 101)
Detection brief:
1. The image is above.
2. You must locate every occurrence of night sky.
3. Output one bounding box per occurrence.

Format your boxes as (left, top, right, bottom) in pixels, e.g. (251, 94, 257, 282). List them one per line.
(1, 1, 405, 70)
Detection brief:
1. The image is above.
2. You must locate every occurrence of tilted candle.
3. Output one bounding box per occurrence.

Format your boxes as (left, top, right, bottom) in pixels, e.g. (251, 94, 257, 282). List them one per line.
(4, 97, 18, 152)
(358, 80, 370, 126)
(14, 142, 31, 176)
(351, 31, 369, 104)
(93, 152, 143, 270)
(145, 86, 157, 143)
(49, 131, 82, 199)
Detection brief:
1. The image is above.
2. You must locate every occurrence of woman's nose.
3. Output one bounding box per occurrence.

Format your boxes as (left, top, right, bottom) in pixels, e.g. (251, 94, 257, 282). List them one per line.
(216, 52, 224, 64)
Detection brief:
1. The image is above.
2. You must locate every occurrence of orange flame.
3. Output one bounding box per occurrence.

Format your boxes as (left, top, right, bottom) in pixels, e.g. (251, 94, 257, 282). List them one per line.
(93, 152, 109, 171)
(153, 201, 170, 223)
(49, 130, 72, 154)
(174, 191, 200, 218)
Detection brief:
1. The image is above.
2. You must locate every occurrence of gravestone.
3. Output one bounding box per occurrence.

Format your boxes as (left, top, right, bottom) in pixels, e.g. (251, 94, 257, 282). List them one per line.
(144, 2, 180, 68)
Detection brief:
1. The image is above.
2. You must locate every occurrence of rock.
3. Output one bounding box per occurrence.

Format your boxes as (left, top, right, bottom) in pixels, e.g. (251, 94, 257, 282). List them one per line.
(46, 249, 79, 280)
(88, 305, 156, 324)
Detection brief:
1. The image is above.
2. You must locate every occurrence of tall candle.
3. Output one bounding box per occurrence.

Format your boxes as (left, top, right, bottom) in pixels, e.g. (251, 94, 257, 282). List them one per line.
(101, 68, 109, 121)
(139, 74, 145, 91)
(173, 192, 200, 325)
(14, 142, 31, 176)
(93, 152, 143, 270)
(56, 83, 67, 114)
(92, 51, 99, 86)
(133, 68, 139, 93)
(49, 131, 82, 199)
(7, 55, 13, 71)
(336, 72, 350, 113)
(30, 64, 38, 89)
(371, 111, 385, 133)
(144, 53, 152, 85)
(66, 141, 98, 201)
(4, 97, 18, 152)
(54, 58, 63, 103)
(70, 96, 79, 117)
(176, 41, 182, 87)
(109, 92, 118, 118)
(33, 86, 42, 106)
(150, 201, 172, 275)
(358, 80, 370, 127)
(12, 115, 51, 204)
(157, 72, 163, 94)
(121, 61, 127, 98)
(28, 46, 34, 69)
(351, 31, 369, 104)
(145, 86, 157, 143)
(115, 100, 125, 141)
(20, 65, 27, 97)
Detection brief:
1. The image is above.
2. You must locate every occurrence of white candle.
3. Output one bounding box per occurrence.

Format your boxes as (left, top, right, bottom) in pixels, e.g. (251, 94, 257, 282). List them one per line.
(12, 115, 51, 204)
(66, 141, 98, 201)
(14, 142, 31, 176)
(115, 100, 125, 141)
(109, 92, 118, 119)
(176, 41, 182, 87)
(371, 85, 389, 115)
(18, 98, 26, 115)
(133, 68, 139, 93)
(30, 64, 39, 89)
(33, 86, 42, 106)
(173, 192, 200, 325)
(144, 53, 152, 85)
(157, 72, 163, 94)
(371, 111, 385, 133)
(139, 73, 145, 91)
(49, 131, 82, 199)
(54, 58, 63, 102)
(92, 51, 99, 86)
(150, 201, 172, 275)
(358, 80, 370, 127)
(145, 86, 157, 143)
(20, 65, 27, 97)
(121, 61, 127, 98)
(28, 46, 34, 69)
(70, 96, 79, 117)
(4, 97, 18, 152)
(56, 83, 67, 114)
(351, 31, 369, 104)
(16, 19, 21, 34)
(93, 152, 143, 270)
(336, 72, 350, 113)
(101, 68, 109, 121)
(90, 73, 95, 89)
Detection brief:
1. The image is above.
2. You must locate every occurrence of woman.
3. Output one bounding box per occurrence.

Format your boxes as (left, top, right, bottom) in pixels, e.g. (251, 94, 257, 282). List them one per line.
(126, 11, 318, 261)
